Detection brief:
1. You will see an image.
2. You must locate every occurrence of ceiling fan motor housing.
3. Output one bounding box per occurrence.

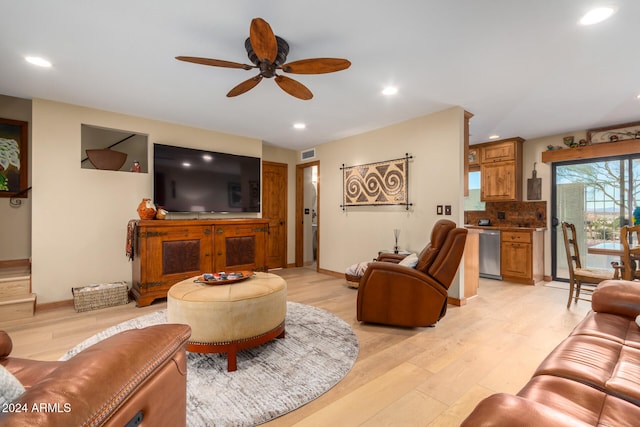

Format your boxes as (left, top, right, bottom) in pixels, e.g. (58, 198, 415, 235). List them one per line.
(245, 36, 290, 67)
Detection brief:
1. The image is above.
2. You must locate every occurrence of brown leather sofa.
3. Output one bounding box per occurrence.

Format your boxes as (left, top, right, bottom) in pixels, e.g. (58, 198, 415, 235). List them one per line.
(0, 324, 191, 427)
(357, 219, 468, 327)
(462, 279, 640, 426)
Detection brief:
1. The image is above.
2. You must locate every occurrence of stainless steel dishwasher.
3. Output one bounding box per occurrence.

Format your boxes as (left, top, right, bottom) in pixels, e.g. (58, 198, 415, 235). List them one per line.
(478, 229, 502, 280)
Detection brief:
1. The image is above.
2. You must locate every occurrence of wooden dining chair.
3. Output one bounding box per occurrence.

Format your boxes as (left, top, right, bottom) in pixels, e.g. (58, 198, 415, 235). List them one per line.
(561, 222, 617, 308)
(619, 224, 640, 281)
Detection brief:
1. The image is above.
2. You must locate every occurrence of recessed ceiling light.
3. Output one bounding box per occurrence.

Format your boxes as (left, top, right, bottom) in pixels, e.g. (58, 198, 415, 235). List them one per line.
(293, 123, 306, 130)
(25, 56, 52, 67)
(382, 86, 398, 96)
(579, 7, 615, 25)
(182, 162, 191, 167)
(202, 154, 213, 161)
(489, 134, 500, 140)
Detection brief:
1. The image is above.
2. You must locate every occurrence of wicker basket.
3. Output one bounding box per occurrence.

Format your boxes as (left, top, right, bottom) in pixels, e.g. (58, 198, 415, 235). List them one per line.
(345, 273, 361, 289)
(72, 282, 129, 312)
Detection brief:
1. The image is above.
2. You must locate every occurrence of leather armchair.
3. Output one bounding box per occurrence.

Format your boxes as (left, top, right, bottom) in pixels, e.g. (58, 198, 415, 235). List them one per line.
(357, 219, 468, 327)
(0, 324, 191, 427)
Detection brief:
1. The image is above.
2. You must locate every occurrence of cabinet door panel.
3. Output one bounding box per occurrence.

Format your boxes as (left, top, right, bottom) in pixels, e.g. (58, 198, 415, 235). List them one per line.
(144, 226, 213, 286)
(214, 224, 267, 271)
(481, 141, 515, 163)
(161, 239, 202, 275)
(481, 161, 516, 201)
(501, 242, 532, 279)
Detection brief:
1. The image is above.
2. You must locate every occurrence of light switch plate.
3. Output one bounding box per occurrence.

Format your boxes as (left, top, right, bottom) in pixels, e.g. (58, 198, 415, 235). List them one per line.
(437, 205, 443, 215)
(445, 205, 452, 215)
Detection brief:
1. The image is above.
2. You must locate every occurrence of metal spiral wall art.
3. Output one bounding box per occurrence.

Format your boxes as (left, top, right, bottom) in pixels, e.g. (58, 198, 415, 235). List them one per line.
(341, 153, 413, 210)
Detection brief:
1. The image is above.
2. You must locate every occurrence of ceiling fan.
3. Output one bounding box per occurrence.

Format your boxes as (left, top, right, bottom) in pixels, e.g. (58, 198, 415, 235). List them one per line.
(176, 18, 351, 100)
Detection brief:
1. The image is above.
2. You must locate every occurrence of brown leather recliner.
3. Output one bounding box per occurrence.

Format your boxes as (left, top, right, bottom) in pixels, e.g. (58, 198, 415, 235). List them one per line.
(357, 219, 468, 327)
(0, 324, 191, 427)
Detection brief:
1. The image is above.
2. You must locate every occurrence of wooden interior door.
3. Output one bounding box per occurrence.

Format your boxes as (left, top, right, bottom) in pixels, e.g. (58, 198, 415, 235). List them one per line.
(262, 161, 288, 269)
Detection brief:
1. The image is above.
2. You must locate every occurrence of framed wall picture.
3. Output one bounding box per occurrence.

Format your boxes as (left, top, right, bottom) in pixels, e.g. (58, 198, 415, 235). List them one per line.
(341, 154, 413, 210)
(0, 118, 28, 197)
(587, 121, 640, 144)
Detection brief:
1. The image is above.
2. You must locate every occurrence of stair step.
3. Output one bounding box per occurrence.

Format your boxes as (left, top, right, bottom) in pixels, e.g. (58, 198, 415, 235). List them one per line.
(0, 259, 30, 279)
(0, 276, 31, 299)
(0, 293, 36, 322)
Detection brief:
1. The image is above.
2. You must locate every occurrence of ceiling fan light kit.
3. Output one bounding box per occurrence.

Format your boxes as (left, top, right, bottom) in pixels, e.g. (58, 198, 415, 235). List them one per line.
(176, 18, 351, 100)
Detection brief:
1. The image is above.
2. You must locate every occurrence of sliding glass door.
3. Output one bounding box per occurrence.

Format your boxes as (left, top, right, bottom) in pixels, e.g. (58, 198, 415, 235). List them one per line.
(552, 155, 640, 280)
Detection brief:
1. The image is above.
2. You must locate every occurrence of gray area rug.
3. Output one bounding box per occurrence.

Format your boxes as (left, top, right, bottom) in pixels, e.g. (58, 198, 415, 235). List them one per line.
(62, 301, 359, 426)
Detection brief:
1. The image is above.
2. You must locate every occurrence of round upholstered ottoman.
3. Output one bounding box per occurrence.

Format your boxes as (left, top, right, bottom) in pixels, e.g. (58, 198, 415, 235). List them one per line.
(167, 272, 287, 371)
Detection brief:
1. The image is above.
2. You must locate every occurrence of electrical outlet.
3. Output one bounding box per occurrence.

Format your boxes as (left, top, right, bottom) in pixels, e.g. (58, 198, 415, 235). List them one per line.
(436, 205, 443, 215)
(445, 205, 452, 215)
(497, 211, 506, 219)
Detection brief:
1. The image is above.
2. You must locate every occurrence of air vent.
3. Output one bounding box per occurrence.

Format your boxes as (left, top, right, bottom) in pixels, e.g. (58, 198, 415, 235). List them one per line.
(300, 148, 316, 161)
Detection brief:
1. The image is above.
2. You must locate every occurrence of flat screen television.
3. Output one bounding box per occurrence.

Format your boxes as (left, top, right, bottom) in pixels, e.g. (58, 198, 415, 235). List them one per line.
(153, 143, 261, 213)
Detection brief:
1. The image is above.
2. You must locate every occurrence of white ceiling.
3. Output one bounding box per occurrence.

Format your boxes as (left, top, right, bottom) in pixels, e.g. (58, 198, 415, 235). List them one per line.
(2, 1, 639, 150)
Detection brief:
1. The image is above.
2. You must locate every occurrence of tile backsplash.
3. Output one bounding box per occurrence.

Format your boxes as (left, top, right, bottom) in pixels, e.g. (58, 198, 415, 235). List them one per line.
(465, 201, 547, 228)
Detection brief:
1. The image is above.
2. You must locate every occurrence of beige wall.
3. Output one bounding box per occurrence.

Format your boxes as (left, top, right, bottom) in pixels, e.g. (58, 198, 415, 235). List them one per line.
(31, 99, 262, 303)
(313, 107, 466, 298)
(0, 95, 32, 260)
(17, 97, 465, 303)
(4, 92, 562, 304)
(2, 91, 602, 303)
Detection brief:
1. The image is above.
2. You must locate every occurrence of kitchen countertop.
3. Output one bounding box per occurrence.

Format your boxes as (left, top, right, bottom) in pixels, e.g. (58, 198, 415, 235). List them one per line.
(464, 225, 547, 232)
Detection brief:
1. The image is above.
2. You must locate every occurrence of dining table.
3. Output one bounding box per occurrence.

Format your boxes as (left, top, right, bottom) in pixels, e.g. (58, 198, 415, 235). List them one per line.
(587, 242, 626, 257)
(587, 241, 638, 280)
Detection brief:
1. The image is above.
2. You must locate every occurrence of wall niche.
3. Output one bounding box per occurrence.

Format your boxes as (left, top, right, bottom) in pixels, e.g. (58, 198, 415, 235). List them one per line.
(80, 124, 148, 173)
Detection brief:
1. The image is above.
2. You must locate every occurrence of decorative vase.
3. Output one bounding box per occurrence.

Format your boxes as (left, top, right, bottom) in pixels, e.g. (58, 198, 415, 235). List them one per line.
(393, 229, 400, 254)
(137, 198, 157, 220)
(155, 207, 168, 220)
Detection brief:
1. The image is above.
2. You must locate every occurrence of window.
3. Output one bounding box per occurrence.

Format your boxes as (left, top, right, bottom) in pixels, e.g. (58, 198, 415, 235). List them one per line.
(465, 171, 485, 211)
(553, 154, 640, 279)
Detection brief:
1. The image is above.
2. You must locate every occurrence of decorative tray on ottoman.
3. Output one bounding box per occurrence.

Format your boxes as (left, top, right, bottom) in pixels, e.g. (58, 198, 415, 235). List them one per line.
(194, 271, 254, 285)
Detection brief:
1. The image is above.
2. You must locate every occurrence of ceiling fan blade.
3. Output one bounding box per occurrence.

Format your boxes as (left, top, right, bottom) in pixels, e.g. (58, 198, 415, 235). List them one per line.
(250, 18, 277, 63)
(274, 75, 313, 100)
(175, 56, 254, 70)
(226, 75, 263, 97)
(282, 58, 352, 74)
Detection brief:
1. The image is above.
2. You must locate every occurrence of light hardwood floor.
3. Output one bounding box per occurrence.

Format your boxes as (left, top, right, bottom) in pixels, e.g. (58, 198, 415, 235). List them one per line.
(1, 268, 590, 426)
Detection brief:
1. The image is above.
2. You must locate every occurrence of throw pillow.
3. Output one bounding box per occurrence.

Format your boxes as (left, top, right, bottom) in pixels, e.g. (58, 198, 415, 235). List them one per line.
(345, 261, 371, 277)
(0, 364, 25, 406)
(399, 253, 419, 268)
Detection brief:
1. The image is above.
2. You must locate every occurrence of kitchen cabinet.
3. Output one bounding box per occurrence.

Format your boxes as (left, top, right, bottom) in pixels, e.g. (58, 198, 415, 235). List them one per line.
(500, 229, 544, 285)
(479, 137, 524, 202)
(131, 219, 268, 306)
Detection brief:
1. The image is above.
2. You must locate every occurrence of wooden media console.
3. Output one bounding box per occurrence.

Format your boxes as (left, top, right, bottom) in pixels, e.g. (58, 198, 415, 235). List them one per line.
(131, 219, 269, 307)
